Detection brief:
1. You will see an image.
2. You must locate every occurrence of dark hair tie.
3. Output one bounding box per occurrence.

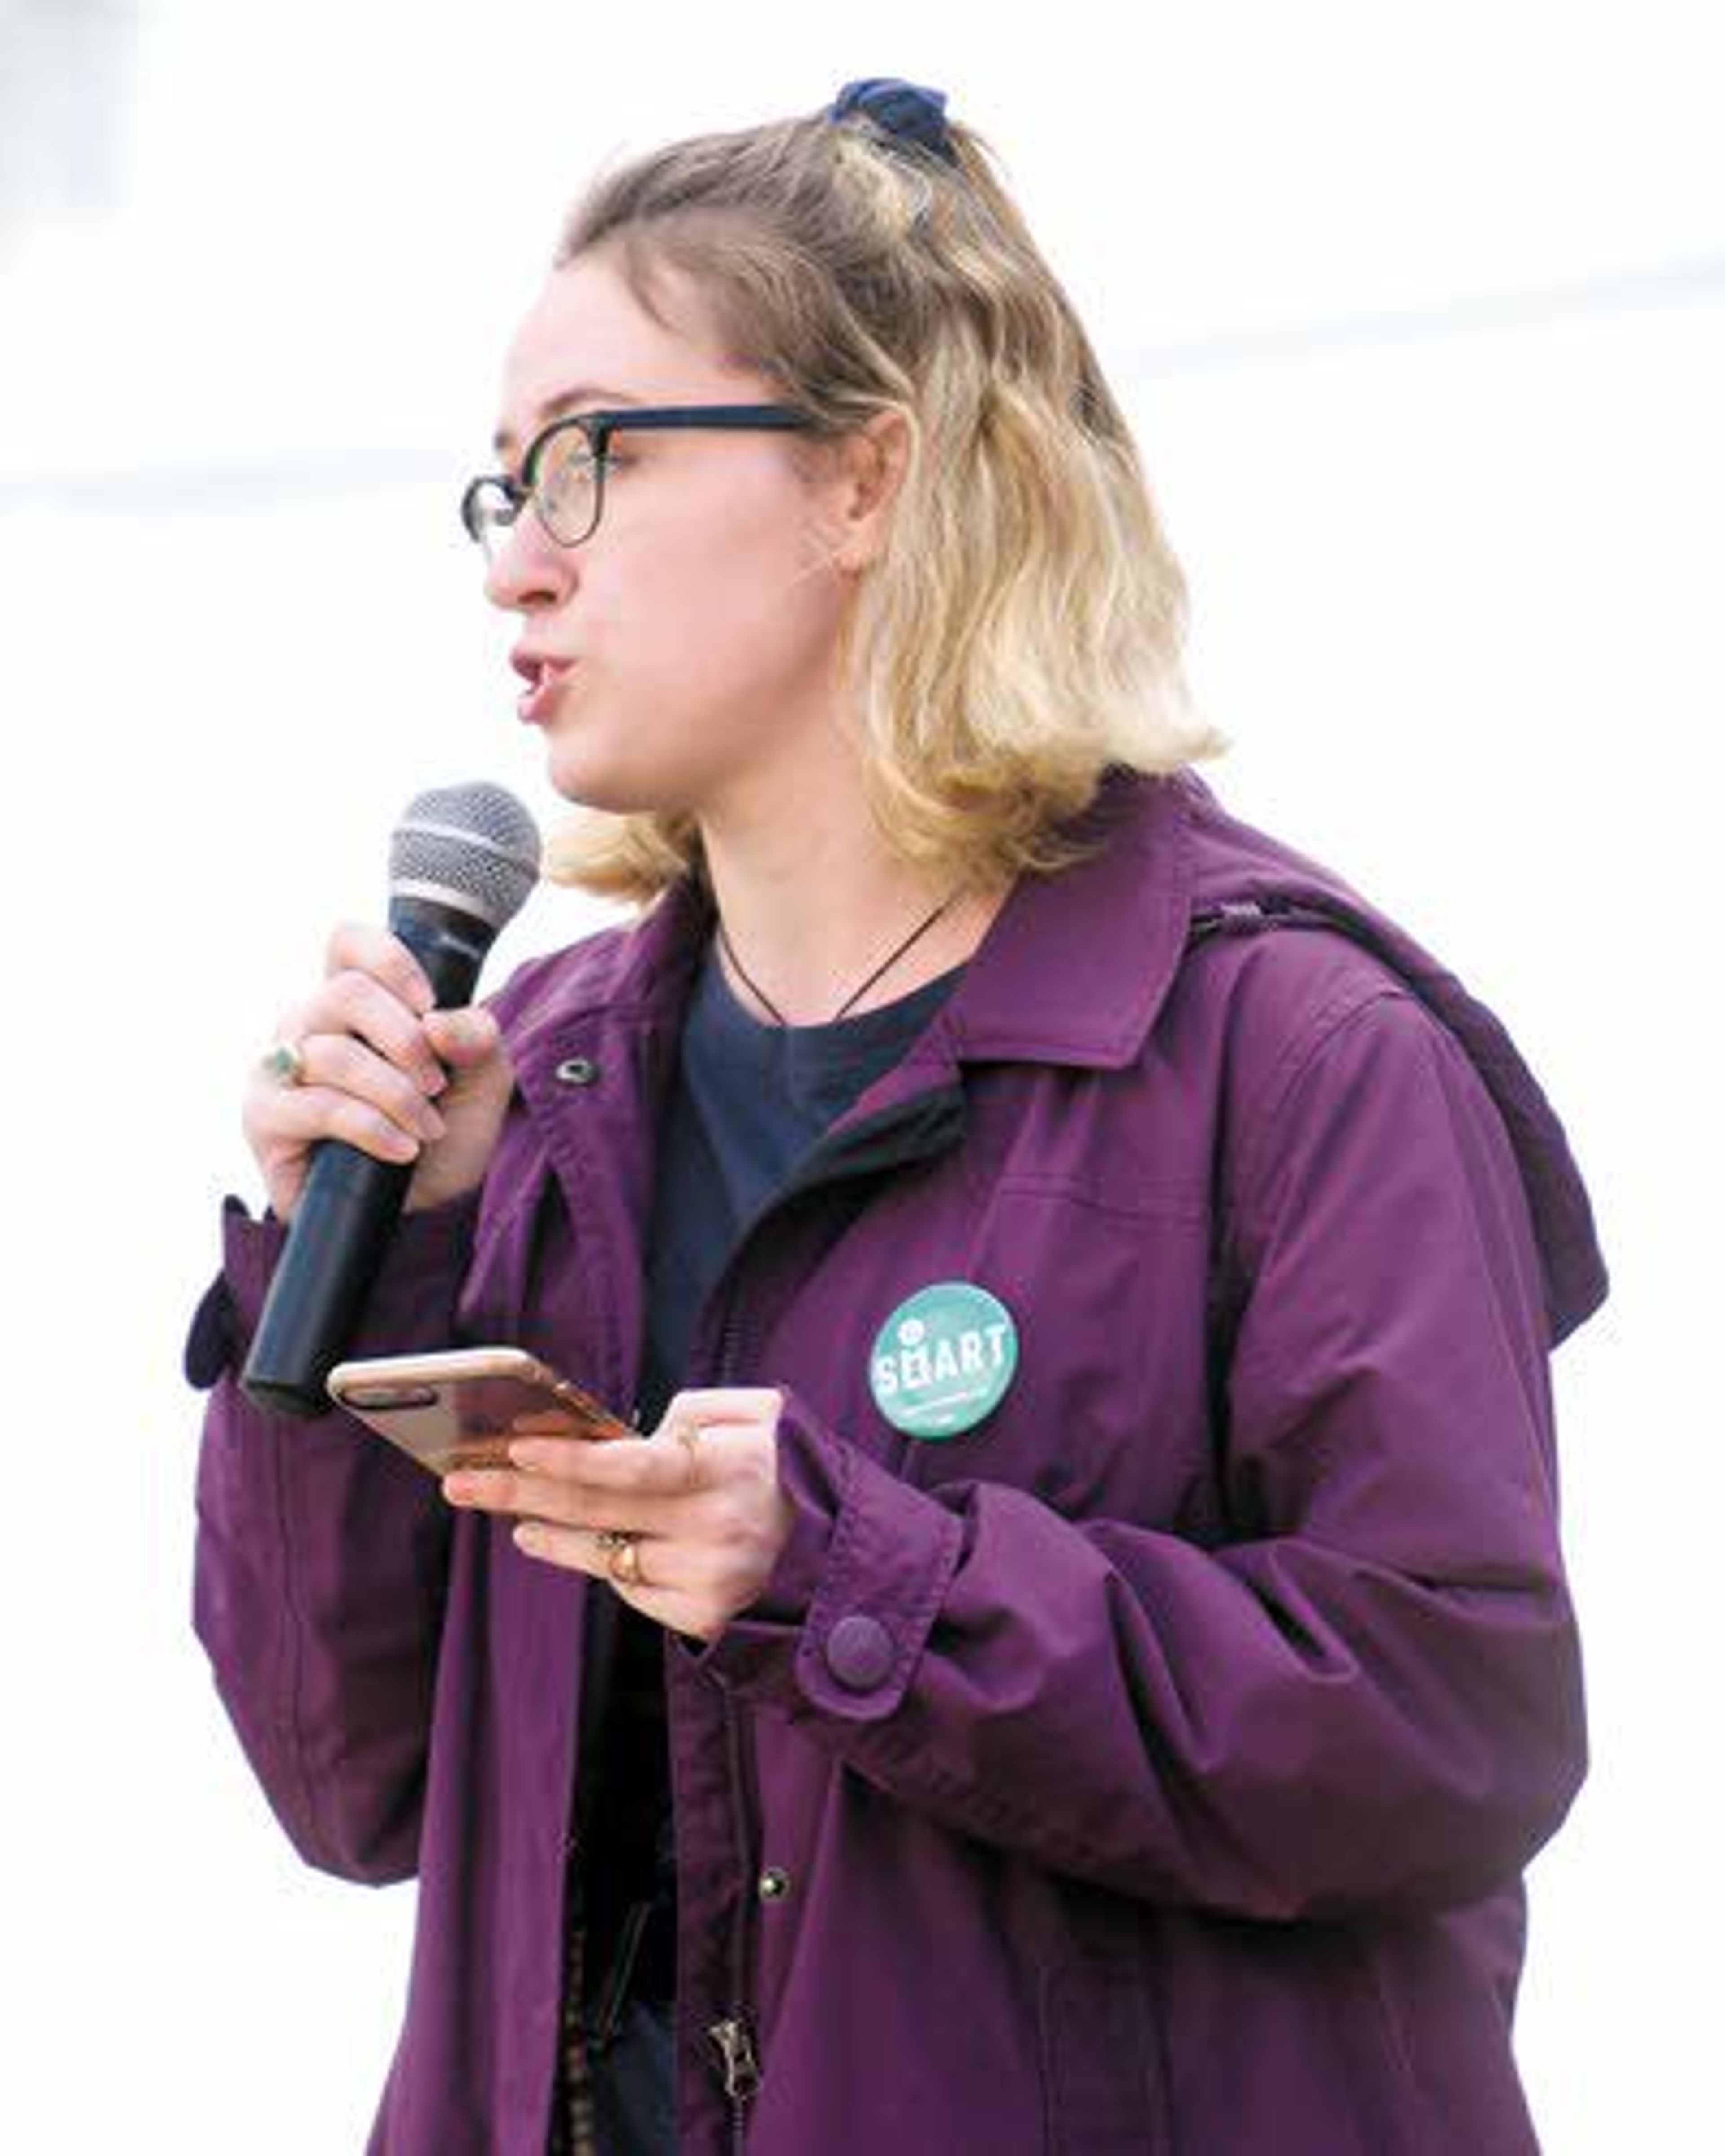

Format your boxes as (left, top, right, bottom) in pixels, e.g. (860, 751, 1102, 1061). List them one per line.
(827, 76, 958, 168)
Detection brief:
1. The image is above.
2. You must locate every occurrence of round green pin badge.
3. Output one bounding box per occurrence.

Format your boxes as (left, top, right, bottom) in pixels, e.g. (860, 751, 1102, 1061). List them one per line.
(869, 1281, 1019, 1439)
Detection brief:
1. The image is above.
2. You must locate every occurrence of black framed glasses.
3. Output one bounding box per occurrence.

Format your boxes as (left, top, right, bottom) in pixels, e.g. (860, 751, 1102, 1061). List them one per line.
(459, 403, 820, 559)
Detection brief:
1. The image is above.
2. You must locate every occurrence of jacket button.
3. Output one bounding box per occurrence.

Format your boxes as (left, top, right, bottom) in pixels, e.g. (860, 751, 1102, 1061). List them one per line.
(554, 1056, 599, 1087)
(758, 1866, 791, 1903)
(824, 1613, 894, 1691)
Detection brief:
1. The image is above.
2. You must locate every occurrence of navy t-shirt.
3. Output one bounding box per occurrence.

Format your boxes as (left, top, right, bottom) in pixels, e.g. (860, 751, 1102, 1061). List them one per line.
(575, 935, 968, 2007)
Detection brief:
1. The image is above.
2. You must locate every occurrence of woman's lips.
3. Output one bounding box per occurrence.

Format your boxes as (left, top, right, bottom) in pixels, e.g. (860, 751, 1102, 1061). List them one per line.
(518, 661, 575, 726)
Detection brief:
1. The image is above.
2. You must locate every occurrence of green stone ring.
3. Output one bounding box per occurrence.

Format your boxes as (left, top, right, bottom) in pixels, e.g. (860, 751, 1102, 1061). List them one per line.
(260, 1039, 308, 1088)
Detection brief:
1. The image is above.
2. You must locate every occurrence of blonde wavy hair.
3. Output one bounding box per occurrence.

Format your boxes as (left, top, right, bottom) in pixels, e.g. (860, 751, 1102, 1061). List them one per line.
(541, 95, 1230, 906)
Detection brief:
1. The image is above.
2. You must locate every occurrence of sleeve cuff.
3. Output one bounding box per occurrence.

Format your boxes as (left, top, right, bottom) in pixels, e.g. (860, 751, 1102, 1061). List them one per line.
(182, 1187, 483, 1391)
(693, 1384, 964, 1723)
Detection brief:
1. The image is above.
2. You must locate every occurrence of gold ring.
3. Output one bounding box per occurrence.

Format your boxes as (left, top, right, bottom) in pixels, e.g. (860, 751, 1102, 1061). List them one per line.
(603, 1533, 642, 1589)
(260, 1038, 308, 1089)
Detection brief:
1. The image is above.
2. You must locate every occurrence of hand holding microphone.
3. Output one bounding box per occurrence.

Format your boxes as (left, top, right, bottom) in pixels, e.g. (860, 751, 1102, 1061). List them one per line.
(239, 782, 540, 1419)
(245, 924, 511, 1224)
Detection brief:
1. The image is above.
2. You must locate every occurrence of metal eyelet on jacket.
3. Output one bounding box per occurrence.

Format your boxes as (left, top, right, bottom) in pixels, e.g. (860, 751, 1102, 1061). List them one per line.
(758, 1866, 791, 1903)
(554, 1056, 599, 1087)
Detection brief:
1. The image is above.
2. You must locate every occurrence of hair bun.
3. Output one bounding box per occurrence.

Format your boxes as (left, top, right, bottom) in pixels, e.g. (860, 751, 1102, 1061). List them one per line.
(827, 76, 958, 168)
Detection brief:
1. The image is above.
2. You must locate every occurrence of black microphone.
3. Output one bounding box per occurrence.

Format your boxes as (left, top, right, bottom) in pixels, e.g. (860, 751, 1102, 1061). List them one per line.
(240, 782, 541, 1419)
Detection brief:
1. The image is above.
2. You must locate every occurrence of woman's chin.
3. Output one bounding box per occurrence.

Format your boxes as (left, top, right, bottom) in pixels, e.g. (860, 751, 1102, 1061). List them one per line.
(542, 733, 682, 818)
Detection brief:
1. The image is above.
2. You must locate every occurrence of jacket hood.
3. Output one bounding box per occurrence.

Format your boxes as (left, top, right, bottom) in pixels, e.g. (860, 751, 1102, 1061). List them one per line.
(1172, 765, 1609, 1349)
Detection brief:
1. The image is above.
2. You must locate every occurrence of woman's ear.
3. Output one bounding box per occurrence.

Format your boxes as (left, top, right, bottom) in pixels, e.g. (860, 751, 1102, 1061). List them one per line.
(819, 409, 913, 574)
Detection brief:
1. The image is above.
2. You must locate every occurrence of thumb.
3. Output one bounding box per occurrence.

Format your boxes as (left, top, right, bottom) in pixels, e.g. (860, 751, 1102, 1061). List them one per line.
(424, 1005, 505, 1072)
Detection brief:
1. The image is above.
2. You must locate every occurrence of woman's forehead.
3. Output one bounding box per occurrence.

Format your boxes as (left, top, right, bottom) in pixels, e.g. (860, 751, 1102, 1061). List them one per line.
(494, 254, 739, 455)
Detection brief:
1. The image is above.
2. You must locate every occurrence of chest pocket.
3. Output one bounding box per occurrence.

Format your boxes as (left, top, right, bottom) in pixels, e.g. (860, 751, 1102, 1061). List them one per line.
(874, 1177, 1222, 1536)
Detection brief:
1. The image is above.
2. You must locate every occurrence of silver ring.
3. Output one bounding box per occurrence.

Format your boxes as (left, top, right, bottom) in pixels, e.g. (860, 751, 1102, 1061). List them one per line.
(260, 1038, 308, 1088)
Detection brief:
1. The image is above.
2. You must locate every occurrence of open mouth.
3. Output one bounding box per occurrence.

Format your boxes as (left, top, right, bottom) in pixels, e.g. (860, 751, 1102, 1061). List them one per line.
(518, 659, 575, 725)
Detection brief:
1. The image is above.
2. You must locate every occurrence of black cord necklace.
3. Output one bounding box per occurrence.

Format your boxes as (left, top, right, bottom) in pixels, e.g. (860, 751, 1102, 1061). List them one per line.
(715, 888, 965, 1025)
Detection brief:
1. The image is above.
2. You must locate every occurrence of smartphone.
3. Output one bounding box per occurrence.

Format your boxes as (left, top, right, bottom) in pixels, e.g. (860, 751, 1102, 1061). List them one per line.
(326, 1346, 635, 1476)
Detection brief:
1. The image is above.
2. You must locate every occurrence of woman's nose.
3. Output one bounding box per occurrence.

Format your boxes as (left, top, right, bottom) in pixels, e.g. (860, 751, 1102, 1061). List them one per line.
(482, 511, 575, 612)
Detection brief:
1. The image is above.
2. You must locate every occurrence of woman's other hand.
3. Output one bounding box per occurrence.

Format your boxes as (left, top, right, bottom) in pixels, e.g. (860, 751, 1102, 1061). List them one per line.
(442, 1387, 795, 1644)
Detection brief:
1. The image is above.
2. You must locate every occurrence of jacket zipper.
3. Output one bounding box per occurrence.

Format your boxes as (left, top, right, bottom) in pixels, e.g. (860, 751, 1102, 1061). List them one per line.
(707, 2013, 761, 2138)
(703, 1290, 765, 2144)
(1186, 893, 1339, 945)
(1187, 897, 1267, 942)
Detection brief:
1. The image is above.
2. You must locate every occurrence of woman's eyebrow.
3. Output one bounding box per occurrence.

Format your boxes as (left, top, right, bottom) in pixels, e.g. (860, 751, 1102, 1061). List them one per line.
(491, 385, 643, 460)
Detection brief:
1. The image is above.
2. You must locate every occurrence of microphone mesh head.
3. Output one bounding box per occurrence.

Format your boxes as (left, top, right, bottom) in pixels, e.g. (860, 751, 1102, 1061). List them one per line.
(389, 782, 542, 932)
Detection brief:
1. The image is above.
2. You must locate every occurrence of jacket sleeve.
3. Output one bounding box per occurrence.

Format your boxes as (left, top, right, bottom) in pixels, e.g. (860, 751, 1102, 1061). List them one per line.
(697, 986, 1591, 1923)
(188, 1188, 479, 1886)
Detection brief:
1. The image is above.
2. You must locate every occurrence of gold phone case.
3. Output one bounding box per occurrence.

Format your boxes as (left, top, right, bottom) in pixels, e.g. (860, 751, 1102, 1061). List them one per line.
(327, 1346, 633, 1475)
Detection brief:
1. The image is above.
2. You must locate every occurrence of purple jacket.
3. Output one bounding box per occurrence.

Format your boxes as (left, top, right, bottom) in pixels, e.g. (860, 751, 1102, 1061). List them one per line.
(189, 764, 1606, 2154)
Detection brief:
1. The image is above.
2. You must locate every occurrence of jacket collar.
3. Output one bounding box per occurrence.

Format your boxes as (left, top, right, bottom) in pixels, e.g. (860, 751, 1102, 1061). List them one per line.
(571, 763, 1196, 1075)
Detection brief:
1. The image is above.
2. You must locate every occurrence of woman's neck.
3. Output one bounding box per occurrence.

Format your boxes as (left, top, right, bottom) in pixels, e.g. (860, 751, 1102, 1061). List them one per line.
(697, 787, 1008, 1027)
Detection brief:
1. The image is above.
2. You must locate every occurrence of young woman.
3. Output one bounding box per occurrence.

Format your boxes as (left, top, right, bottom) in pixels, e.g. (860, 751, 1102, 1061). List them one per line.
(189, 78, 1607, 2156)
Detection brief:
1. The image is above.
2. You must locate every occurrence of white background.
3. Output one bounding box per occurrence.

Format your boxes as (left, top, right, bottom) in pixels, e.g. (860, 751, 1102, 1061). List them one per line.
(1, 2, 1716, 2147)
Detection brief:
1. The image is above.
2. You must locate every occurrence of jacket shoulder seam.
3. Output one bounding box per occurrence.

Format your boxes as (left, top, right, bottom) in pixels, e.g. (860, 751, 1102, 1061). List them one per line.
(1229, 982, 1420, 1259)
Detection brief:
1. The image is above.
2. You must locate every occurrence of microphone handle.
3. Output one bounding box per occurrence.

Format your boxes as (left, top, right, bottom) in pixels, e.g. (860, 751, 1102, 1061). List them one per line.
(239, 899, 494, 1420)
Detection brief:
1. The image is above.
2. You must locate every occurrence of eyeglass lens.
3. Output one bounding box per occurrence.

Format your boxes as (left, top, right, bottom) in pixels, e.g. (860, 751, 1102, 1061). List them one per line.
(467, 425, 603, 558)
(534, 428, 602, 546)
